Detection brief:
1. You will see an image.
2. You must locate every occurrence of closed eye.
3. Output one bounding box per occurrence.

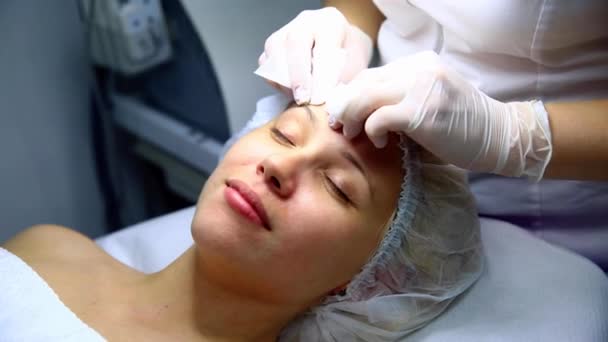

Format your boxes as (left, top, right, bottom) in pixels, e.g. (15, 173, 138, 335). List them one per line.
(271, 127, 294, 146)
(325, 175, 351, 204)
(272, 125, 353, 205)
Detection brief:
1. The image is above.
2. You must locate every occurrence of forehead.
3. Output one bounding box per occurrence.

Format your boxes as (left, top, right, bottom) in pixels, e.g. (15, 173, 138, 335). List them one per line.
(279, 105, 403, 171)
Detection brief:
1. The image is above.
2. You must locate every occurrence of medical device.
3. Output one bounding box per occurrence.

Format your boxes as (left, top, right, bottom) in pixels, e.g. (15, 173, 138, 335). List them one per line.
(80, 0, 172, 75)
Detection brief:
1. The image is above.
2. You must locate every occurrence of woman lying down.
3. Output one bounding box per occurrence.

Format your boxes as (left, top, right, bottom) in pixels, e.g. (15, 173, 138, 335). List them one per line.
(2, 99, 483, 341)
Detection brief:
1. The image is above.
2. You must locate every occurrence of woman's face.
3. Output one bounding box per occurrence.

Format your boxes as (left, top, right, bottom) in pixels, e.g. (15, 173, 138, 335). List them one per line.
(192, 105, 403, 307)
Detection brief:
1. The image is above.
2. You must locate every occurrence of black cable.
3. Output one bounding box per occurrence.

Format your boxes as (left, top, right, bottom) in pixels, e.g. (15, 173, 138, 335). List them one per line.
(90, 92, 121, 229)
(75, 0, 123, 230)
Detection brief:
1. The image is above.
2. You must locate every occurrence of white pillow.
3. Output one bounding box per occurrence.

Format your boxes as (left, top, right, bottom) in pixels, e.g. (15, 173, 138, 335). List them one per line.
(96, 208, 608, 341)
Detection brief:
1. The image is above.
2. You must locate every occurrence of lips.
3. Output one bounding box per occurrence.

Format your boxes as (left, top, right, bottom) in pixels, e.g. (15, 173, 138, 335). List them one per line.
(225, 179, 271, 230)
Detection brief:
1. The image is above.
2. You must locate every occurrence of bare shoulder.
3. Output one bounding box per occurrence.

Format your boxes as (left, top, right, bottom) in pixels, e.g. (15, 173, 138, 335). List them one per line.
(2, 225, 140, 325)
(2, 224, 106, 265)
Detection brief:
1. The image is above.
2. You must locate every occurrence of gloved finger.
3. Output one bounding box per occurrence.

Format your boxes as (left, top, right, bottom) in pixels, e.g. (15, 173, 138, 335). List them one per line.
(258, 52, 268, 66)
(397, 70, 443, 134)
(310, 49, 345, 105)
(325, 81, 363, 137)
(338, 26, 373, 83)
(364, 102, 409, 148)
(310, 30, 346, 105)
(339, 43, 368, 84)
(340, 82, 403, 139)
(326, 82, 354, 129)
(328, 114, 343, 130)
(349, 66, 387, 84)
(285, 30, 314, 105)
(325, 81, 369, 138)
(341, 119, 364, 140)
(325, 67, 385, 121)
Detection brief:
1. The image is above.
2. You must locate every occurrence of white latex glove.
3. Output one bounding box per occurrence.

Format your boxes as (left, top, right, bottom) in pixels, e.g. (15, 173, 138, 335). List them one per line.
(258, 7, 373, 105)
(326, 51, 553, 180)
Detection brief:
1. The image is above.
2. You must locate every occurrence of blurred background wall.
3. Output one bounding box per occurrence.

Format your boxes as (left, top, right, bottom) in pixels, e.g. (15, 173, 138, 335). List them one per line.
(0, 1, 106, 242)
(0, 0, 320, 243)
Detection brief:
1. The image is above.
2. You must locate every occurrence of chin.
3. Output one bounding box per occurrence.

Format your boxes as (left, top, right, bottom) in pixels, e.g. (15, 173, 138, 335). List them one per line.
(191, 193, 226, 246)
(191, 196, 251, 257)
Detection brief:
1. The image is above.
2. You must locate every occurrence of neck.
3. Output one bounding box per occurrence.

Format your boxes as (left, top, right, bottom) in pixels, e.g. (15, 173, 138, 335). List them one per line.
(128, 246, 297, 342)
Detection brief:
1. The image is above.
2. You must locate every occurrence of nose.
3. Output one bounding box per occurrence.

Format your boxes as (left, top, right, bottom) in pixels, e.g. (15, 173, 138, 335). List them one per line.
(257, 153, 299, 198)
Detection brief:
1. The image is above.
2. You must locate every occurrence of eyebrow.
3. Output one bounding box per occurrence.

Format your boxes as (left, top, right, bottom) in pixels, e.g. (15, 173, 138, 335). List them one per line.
(340, 151, 371, 182)
(297, 106, 373, 197)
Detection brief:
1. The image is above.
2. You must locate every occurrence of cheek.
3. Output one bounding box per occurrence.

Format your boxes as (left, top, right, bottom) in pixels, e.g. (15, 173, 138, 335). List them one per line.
(275, 192, 377, 282)
(193, 134, 268, 209)
(191, 170, 251, 249)
(191, 130, 279, 251)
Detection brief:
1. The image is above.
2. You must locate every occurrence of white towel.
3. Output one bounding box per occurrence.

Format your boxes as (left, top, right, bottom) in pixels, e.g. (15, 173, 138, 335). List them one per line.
(0, 247, 105, 342)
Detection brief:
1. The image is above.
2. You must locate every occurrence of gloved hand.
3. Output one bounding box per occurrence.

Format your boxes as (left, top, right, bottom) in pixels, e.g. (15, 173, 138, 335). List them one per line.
(326, 51, 553, 180)
(259, 7, 373, 105)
